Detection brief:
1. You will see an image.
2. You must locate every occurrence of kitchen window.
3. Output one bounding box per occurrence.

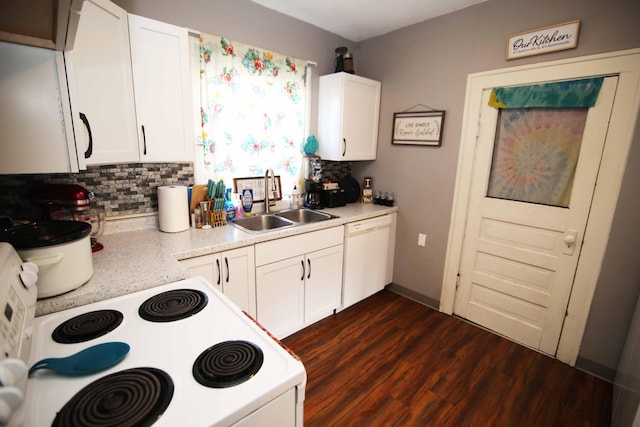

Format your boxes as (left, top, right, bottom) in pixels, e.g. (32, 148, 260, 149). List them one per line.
(192, 33, 313, 194)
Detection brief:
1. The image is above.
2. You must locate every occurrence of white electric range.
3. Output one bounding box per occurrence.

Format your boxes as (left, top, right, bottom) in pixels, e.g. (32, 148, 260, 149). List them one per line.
(0, 243, 306, 426)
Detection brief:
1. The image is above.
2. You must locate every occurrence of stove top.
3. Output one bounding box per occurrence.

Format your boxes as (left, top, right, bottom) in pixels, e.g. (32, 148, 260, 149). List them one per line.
(16, 277, 306, 426)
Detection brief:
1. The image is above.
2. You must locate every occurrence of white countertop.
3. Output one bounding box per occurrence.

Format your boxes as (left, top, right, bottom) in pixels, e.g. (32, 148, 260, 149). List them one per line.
(35, 203, 398, 316)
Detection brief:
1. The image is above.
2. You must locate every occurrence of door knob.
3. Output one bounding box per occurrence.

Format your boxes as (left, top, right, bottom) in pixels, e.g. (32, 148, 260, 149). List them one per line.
(563, 230, 578, 255)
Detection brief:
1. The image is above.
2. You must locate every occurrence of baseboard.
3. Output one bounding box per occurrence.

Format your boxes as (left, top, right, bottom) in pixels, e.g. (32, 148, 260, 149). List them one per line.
(385, 283, 440, 311)
(575, 356, 616, 383)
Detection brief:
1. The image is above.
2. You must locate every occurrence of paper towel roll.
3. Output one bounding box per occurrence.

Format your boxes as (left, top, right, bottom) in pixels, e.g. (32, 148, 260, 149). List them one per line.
(158, 186, 190, 232)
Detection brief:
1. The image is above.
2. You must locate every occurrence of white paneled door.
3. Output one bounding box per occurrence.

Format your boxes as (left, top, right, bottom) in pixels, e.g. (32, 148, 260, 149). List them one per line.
(453, 77, 618, 356)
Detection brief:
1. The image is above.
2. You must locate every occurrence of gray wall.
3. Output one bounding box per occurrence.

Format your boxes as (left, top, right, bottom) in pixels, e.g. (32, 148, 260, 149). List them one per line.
(113, 0, 640, 378)
(354, 0, 640, 379)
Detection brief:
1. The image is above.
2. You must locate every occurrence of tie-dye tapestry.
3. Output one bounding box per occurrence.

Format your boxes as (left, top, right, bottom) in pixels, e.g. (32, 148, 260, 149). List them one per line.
(198, 34, 308, 192)
(488, 78, 603, 109)
(487, 108, 588, 207)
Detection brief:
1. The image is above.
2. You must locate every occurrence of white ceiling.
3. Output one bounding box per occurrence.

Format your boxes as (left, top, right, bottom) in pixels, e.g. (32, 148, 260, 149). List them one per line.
(250, 0, 488, 42)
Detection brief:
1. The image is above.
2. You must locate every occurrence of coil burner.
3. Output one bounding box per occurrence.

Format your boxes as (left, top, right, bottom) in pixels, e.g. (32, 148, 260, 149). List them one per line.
(193, 340, 264, 388)
(52, 367, 174, 427)
(138, 289, 208, 322)
(52, 310, 123, 344)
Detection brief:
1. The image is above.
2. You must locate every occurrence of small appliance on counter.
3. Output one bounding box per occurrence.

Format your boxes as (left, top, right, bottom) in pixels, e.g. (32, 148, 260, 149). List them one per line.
(30, 183, 105, 252)
(0, 221, 93, 298)
(321, 182, 346, 208)
(304, 180, 323, 209)
(30, 183, 94, 221)
(303, 154, 324, 209)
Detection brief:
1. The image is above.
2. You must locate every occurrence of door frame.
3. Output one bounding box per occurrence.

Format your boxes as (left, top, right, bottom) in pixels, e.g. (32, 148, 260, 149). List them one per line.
(441, 48, 640, 365)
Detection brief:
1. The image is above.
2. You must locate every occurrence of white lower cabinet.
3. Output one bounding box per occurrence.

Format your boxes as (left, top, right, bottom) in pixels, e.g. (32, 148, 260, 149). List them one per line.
(255, 227, 344, 339)
(180, 246, 256, 317)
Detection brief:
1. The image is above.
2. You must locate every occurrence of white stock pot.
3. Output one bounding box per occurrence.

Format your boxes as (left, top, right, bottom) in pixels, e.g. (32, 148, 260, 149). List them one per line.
(1, 221, 93, 298)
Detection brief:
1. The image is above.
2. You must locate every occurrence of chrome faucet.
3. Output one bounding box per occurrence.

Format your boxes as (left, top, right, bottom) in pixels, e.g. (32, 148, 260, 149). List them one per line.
(264, 168, 276, 213)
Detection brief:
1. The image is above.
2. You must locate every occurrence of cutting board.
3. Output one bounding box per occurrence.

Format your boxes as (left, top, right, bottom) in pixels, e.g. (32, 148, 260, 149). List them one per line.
(190, 184, 208, 214)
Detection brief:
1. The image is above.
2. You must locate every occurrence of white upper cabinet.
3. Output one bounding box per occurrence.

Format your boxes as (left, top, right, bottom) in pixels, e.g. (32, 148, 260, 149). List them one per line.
(0, 41, 79, 174)
(317, 72, 381, 161)
(66, 0, 139, 166)
(128, 14, 194, 162)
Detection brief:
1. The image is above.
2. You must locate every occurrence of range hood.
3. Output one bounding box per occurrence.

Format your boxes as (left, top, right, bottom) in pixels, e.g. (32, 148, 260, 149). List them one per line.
(0, 0, 83, 51)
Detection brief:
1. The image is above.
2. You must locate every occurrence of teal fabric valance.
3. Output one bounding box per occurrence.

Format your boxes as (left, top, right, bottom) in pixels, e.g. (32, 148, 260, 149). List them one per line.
(489, 77, 604, 109)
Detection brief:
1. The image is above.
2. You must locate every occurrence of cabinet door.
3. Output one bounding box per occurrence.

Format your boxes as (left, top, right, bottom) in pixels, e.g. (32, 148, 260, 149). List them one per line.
(0, 42, 78, 173)
(128, 15, 194, 162)
(66, 0, 138, 165)
(179, 253, 222, 292)
(221, 247, 256, 317)
(304, 245, 343, 325)
(341, 75, 380, 160)
(256, 256, 305, 339)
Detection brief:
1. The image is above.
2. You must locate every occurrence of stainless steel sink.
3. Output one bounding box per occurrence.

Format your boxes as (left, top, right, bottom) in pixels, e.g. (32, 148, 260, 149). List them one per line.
(275, 208, 338, 223)
(230, 214, 294, 233)
(229, 208, 338, 233)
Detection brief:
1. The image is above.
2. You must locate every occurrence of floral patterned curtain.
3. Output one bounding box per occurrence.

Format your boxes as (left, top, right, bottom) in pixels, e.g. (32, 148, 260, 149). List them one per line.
(198, 33, 308, 193)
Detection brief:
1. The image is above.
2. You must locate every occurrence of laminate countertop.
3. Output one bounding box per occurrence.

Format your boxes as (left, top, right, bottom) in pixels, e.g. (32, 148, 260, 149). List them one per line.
(35, 203, 398, 316)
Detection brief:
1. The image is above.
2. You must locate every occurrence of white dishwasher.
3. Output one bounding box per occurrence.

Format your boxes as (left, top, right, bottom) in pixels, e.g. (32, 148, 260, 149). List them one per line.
(342, 214, 392, 310)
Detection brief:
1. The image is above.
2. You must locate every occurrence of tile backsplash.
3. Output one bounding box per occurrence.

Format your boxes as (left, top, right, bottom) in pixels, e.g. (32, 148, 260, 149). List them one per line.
(0, 163, 193, 222)
(0, 160, 351, 223)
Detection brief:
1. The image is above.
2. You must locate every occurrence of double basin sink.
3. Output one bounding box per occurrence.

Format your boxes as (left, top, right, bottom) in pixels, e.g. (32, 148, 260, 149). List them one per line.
(230, 208, 339, 233)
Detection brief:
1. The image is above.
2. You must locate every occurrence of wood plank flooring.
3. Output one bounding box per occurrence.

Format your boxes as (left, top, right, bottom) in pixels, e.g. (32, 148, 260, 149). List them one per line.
(281, 290, 612, 427)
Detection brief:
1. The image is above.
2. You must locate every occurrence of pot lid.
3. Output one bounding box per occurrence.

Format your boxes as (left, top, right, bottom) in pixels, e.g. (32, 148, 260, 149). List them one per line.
(0, 220, 91, 249)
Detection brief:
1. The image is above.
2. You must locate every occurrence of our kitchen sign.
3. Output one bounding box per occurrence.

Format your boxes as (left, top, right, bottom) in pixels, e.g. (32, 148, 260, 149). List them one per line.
(506, 20, 580, 60)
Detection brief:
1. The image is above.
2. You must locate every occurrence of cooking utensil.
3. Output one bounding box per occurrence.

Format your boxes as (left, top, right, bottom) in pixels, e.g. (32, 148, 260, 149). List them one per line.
(28, 342, 130, 377)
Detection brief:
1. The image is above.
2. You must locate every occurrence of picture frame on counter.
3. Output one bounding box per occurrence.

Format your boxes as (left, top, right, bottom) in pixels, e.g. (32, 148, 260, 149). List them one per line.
(506, 20, 580, 60)
(392, 110, 445, 147)
(233, 176, 282, 203)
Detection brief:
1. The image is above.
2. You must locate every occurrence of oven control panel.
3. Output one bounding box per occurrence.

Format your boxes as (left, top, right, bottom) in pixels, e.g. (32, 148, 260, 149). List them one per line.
(0, 243, 37, 363)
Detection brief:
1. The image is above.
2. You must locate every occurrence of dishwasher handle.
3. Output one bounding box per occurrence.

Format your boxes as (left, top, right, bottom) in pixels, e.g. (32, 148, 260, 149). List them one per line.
(345, 216, 392, 236)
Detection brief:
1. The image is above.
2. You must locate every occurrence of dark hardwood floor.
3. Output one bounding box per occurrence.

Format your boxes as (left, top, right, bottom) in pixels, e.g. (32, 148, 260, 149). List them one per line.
(281, 290, 612, 427)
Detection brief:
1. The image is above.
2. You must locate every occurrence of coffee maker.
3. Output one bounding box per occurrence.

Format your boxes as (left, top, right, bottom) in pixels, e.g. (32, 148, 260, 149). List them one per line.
(303, 155, 323, 209)
(30, 183, 105, 251)
(305, 181, 323, 209)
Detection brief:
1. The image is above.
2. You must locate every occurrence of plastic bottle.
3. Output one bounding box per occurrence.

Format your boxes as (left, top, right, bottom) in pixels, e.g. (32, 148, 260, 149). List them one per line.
(234, 194, 245, 218)
(242, 189, 253, 215)
(225, 188, 235, 221)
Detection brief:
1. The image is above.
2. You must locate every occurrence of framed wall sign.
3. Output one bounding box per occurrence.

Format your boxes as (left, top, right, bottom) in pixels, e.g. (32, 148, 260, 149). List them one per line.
(233, 176, 282, 202)
(506, 20, 580, 60)
(392, 111, 445, 146)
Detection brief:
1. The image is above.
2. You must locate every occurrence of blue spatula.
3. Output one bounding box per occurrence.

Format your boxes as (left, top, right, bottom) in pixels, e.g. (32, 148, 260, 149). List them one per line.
(28, 342, 130, 377)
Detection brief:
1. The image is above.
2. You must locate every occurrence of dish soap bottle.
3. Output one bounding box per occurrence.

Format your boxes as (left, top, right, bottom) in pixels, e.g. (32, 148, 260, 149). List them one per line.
(225, 188, 235, 221)
(242, 189, 253, 215)
(234, 193, 245, 218)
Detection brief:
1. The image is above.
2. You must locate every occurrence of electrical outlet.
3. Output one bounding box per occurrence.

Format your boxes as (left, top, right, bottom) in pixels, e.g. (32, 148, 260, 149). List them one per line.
(418, 233, 427, 247)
